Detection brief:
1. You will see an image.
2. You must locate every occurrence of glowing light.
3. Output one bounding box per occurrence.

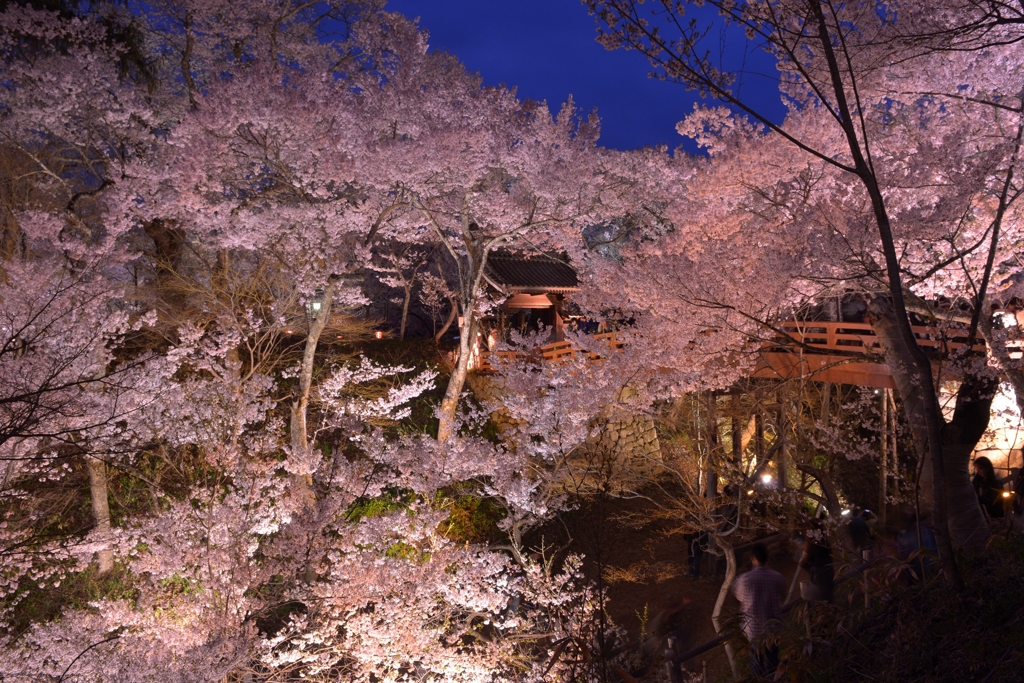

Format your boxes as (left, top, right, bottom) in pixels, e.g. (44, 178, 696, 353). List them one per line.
(841, 509, 852, 516)
(746, 489, 755, 496)
(285, 329, 293, 334)
(1003, 491, 1012, 498)
(375, 330, 384, 339)
(761, 474, 773, 484)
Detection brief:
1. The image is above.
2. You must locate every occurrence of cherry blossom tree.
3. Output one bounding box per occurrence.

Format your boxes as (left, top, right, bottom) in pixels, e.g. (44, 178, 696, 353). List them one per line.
(1, 7, 642, 680)
(585, 0, 1024, 586)
(369, 241, 432, 340)
(351, 45, 635, 440)
(0, 1, 169, 586)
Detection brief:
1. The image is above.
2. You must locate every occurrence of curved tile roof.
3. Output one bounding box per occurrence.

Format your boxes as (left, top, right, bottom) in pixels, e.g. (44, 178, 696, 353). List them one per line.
(484, 252, 579, 293)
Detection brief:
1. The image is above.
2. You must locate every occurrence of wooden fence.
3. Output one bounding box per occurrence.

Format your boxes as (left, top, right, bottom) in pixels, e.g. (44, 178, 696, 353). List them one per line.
(477, 332, 621, 372)
(476, 321, 995, 387)
(774, 320, 986, 356)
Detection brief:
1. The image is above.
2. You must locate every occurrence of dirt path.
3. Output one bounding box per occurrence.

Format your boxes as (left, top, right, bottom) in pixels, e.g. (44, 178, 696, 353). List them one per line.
(549, 498, 801, 681)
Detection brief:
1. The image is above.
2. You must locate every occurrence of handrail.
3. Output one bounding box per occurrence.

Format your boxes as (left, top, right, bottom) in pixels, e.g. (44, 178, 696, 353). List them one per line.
(775, 321, 986, 355)
(671, 559, 873, 668)
(477, 333, 622, 372)
(483, 321, 989, 374)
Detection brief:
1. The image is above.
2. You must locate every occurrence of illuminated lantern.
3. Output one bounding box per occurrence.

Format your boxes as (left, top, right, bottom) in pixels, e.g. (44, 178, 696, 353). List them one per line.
(308, 290, 324, 319)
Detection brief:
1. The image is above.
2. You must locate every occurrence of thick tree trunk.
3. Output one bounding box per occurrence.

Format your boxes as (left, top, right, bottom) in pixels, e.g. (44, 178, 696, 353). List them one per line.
(941, 374, 994, 552)
(437, 310, 478, 442)
(868, 300, 936, 505)
(86, 456, 114, 575)
(869, 300, 989, 554)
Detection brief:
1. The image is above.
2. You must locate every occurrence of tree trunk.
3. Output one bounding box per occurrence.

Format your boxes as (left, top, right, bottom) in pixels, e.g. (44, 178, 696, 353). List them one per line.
(290, 279, 336, 495)
(868, 299, 988, 556)
(399, 283, 412, 341)
(711, 535, 739, 681)
(942, 373, 994, 552)
(436, 239, 491, 443)
(731, 413, 743, 464)
(880, 388, 889, 529)
(807, 0, 966, 584)
(433, 295, 458, 344)
(181, 11, 198, 109)
(796, 463, 842, 517)
(86, 456, 114, 575)
(868, 300, 936, 502)
(437, 309, 478, 442)
(705, 393, 719, 500)
(754, 411, 764, 466)
(401, 286, 413, 339)
(775, 402, 787, 491)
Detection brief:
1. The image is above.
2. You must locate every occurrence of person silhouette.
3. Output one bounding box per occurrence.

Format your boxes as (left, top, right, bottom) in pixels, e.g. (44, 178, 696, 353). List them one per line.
(732, 542, 786, 679)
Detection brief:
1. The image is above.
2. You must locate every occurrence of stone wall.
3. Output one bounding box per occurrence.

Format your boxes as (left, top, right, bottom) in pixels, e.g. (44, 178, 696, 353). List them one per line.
(594, 413, 661, 463)
(465, 372, 661, 463)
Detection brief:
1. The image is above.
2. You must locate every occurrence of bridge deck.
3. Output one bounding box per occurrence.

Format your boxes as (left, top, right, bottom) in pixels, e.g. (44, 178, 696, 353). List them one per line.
(477, 322, 998, 388)
(752, 321, 987, 388)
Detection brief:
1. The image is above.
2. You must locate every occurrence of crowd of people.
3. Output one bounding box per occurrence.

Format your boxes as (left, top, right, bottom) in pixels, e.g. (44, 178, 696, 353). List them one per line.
(714, 455, 1023, 680)
(669, 452, 1022, 680)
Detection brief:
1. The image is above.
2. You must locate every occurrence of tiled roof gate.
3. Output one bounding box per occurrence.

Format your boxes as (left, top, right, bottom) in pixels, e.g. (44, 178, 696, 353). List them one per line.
(484, 252, 579, 293)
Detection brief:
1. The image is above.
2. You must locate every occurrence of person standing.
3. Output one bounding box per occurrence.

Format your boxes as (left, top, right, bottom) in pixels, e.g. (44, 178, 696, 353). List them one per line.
(799, 524, 834, 603)
(732, 542, 787, 679)
(972, 456, 1005, 519)
(685, 530, 706, 579)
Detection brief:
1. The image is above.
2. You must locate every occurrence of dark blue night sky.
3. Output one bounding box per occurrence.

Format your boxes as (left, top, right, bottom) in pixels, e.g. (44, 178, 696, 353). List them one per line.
(385, 0, 783, 152)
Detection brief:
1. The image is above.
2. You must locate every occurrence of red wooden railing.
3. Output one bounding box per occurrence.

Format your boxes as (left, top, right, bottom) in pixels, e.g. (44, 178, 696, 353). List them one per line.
(477, 332, 621, 372)
(476, 321, 993, 379)
(774, 321, 986, 356)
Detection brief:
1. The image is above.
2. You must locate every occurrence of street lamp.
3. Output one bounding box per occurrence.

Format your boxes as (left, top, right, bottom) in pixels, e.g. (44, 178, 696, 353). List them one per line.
(307, 290, 325, 320)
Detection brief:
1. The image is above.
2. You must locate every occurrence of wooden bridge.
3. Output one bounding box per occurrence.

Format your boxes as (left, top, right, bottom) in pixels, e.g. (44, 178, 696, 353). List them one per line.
(477, 321, 993, 389)
(752, 321, 987, 389)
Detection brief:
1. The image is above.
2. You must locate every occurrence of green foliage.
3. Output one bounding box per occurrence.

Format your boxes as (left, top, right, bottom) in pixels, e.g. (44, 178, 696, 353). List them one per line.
(157, 573, 203, 597)
(436, 491, 506, 544)
(2, 564, 139, 640)
(476, 415, 503, 444)
(345, 486, 417, 523)
(384, 541, 424, 562)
